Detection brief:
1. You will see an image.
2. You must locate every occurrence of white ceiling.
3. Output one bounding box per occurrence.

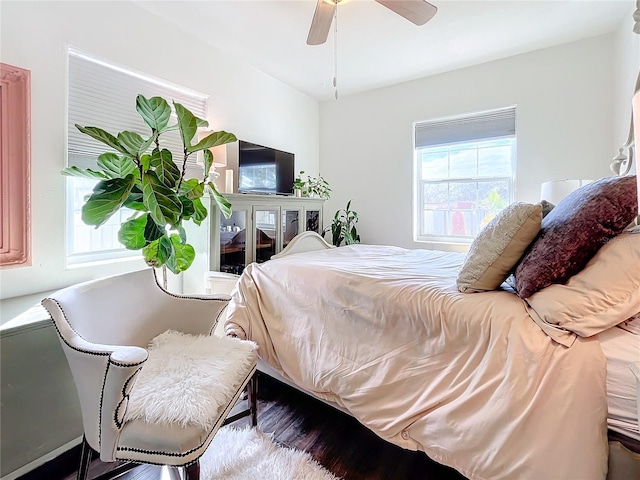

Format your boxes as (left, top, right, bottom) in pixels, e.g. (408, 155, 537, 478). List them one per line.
(136, 0, 633, 101)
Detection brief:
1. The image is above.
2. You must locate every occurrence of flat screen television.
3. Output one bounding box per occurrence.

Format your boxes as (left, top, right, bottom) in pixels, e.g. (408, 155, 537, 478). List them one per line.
(237, 140, 295, 195)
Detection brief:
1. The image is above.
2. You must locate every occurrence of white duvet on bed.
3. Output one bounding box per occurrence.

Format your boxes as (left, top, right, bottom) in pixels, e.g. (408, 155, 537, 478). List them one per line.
(226, 245, 609, 480)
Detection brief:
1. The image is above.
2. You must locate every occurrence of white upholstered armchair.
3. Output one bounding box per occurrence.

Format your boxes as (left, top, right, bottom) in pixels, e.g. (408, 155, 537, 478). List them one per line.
(42, 268, 258, 480)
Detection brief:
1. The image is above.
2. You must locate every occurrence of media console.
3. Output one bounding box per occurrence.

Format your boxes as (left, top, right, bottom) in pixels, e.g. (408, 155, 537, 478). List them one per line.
(208, 193, 325, 275)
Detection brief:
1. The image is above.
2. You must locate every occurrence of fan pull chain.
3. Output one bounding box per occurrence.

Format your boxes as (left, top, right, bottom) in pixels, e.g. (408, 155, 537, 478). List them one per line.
(333, 5, 338, 100)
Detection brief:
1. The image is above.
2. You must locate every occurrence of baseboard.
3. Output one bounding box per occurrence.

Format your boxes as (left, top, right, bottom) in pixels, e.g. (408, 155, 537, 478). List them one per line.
(1, 436, 82, 480)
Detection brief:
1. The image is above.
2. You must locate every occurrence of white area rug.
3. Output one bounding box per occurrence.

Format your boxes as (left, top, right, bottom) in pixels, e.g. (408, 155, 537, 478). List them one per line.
(200, 426, 340, 480)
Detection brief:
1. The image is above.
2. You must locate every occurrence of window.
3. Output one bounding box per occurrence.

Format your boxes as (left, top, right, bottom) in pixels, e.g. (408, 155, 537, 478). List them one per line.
(66, 48, 209, 265)
(413, 107, 516, 243)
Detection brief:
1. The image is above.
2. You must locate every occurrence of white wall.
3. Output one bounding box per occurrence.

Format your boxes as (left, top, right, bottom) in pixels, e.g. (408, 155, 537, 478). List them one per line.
(612, 4, 640, 171)
(319, 34, 620, 250)
(0, 0, 319, 300)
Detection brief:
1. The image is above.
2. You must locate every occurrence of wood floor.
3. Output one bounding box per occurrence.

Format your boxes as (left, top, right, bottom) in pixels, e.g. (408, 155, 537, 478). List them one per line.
(22, 373, 467, 480)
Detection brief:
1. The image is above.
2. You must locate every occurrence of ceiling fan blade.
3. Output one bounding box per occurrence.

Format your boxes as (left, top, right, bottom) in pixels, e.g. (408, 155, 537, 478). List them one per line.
(307, 0, 336, 45)
(375, 0, 437, 26)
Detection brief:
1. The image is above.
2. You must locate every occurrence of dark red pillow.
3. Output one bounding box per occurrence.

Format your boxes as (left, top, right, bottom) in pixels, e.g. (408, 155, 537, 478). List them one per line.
(515, 175, 638, 298)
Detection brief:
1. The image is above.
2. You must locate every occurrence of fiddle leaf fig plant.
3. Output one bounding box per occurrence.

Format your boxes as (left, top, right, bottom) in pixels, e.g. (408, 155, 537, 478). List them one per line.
(62, 94, 236, 274)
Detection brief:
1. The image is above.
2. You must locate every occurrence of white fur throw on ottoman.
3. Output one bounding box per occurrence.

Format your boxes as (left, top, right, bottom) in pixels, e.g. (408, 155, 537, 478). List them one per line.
(125, 330, 257, 430)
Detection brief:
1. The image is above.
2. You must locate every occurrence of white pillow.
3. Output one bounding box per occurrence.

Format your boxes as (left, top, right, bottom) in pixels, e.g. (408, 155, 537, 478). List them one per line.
(125, 330, 257, 429)
(457, 202, 542, 293)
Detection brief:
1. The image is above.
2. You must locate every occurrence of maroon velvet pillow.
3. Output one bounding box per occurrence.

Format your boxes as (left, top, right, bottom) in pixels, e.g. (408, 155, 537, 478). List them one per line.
(514, 175, 638, 298)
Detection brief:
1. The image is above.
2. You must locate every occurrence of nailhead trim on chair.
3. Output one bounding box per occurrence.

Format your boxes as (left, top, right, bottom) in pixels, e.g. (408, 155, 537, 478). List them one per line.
(114, 369, 142, 429)
(45, 300, 112, 358)
(98, 362, 111, 450)
(116, 365, 256, 460)
(44, 299, 150, 452)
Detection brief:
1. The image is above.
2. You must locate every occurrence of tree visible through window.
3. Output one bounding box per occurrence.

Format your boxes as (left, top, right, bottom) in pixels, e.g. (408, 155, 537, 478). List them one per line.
(413, 107, 516, 243)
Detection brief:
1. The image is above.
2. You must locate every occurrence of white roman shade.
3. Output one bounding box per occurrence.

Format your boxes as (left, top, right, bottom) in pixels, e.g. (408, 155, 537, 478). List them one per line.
(415, 106, 516, 149)
(67, 48, 209, 170)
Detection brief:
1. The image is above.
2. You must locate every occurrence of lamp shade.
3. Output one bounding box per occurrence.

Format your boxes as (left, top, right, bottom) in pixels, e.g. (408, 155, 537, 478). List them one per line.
(209, 144, 227, 168)
(633, 89, 640, 214)
(540, 179, 592, 205)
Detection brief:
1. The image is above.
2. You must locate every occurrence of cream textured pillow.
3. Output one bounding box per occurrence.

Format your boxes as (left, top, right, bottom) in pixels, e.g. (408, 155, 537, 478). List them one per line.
(457, 202, 542, 293)
(525, 232, 640, 337)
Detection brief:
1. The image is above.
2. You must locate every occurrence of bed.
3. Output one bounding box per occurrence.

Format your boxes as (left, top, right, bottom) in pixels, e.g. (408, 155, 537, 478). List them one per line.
(224, 175, 640, 480)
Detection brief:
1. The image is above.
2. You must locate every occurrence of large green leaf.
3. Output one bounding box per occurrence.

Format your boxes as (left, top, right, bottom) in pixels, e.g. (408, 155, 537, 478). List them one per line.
(187, 131, 237, 153)
(142, 171, 182, 226)
(180, 178, 205, 200)
(136, 95, 171, 133)
(174, 102, 198, 149)
(155, 149, 181, 188)
(137, 133, 157, 156)
(81, 175, 136, 227)
(75, 125, 130, 156)
(208, 181, 232, 219)
(165, 234, 195, 274)
(117, 131, 147, 157)
(97, 153, 137, 179)
(143, 215, 165, 243)
(140, 154, 151, 173)
(202, 149, 213, 177)
(123, 186, 145, 211)
(179, 197, 195, 220)
(142, 235, 172, 268)
(191, 197, 208, 226)
(61, 166, 107, 180)
(118, 215, 148, 250)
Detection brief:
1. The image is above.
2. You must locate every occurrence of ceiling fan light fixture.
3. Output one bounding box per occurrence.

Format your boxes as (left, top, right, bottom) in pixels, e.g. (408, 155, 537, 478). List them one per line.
(323, 0, 350, 5)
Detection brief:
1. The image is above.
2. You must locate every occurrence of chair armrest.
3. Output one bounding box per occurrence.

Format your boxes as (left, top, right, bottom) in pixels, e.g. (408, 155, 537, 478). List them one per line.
(99, 347, 149, 462)
(43, 297, 151, 458)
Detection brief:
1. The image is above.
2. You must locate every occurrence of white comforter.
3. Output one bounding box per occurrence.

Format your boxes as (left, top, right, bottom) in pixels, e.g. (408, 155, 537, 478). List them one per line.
(225, 245, 609, 480)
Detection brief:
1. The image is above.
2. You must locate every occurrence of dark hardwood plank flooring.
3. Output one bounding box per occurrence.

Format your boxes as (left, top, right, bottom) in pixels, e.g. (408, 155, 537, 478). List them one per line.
(22, 373, 466, 480)
(21, 373, 640, 479)
(236, 375, 466, 480)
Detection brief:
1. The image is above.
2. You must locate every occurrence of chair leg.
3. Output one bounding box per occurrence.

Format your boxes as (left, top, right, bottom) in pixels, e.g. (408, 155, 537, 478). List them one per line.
(77, 436, 92, 480)
(184, 460, 200, 480)
(247, 373, 258, 427)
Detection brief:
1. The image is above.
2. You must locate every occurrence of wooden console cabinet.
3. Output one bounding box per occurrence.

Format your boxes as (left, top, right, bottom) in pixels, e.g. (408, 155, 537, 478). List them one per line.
(209, 194, 325, 274)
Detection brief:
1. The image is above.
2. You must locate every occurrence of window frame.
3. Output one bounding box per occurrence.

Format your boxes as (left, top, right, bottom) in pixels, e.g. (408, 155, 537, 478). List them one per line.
(412, 109, 517, 244)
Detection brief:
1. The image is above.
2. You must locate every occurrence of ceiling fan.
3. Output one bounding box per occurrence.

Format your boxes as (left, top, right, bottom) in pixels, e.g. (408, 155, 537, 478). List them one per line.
(307, 0, 438, 45)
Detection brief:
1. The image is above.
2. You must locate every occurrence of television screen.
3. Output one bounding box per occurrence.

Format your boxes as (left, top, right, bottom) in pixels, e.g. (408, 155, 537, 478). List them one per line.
(238, 141, 295, 195)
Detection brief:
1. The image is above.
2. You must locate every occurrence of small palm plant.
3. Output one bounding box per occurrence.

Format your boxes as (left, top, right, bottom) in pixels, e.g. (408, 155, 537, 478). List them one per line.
(62, 94, 235, 274)
(324, 200, 360, 247)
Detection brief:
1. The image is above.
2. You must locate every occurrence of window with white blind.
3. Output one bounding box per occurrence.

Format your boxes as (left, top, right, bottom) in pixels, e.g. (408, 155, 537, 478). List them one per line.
(66, 48, 209, 265)
(413, 107, 516, 244)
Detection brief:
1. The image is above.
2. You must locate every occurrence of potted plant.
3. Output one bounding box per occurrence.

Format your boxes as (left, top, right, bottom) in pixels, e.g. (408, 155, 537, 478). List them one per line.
(62, 94, 235, 274)
(323, 200, 360, 247)
(293, 171, 307, 197)
(305, 173, 332, 199)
